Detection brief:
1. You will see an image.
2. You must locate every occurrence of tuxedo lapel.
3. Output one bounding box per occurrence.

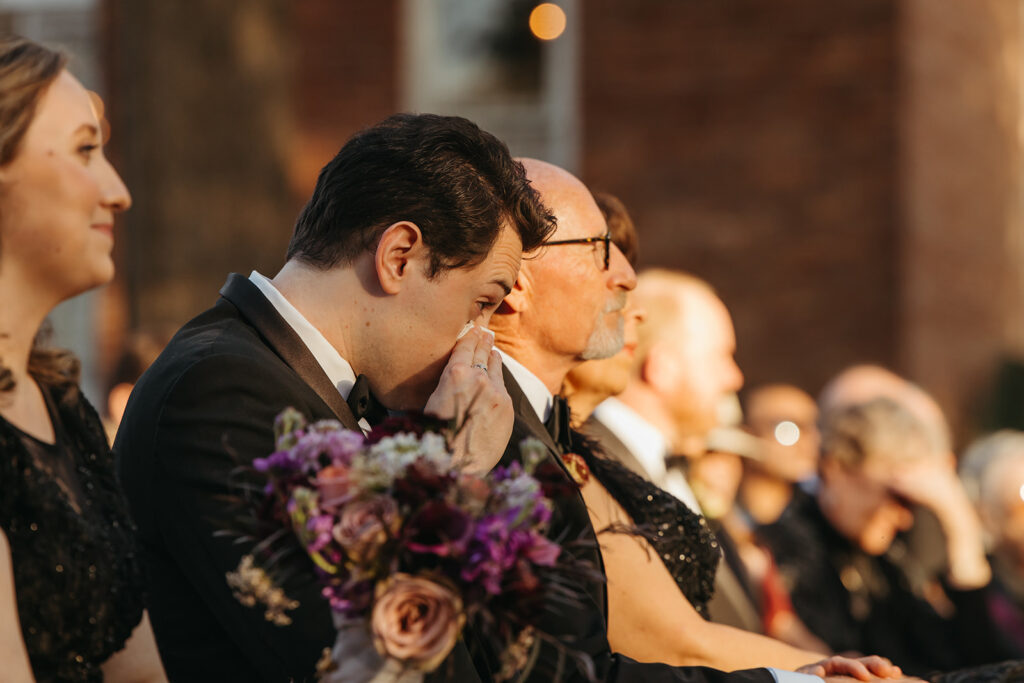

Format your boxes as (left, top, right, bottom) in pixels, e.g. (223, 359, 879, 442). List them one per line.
(501, 365, 583, 485)
(218, 273, 360, 431)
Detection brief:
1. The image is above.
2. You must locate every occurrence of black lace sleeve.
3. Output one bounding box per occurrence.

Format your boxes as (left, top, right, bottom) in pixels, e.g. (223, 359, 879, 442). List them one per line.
(575, 435, 721, 618)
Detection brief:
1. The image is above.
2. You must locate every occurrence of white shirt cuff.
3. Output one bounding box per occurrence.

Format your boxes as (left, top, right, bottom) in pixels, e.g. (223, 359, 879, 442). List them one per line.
(767, 669, 825, 683)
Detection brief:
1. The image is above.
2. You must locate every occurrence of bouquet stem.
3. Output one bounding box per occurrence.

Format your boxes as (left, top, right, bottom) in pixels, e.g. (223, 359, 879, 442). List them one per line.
(321, 616, 424, 683)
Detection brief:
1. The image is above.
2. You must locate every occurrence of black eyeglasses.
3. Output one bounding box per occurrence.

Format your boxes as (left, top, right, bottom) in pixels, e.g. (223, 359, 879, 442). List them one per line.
(543, 230, 612, 270)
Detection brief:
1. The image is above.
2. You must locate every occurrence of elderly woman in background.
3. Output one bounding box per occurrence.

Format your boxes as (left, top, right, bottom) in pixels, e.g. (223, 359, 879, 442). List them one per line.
(759, 398, 1017, 676)
(0, 36, 165, 681)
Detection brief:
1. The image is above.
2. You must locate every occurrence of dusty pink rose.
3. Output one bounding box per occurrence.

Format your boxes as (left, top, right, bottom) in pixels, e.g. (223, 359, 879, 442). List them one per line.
(370, 574, 465, 671)
(333, 495, 399, 563)
(316, 464, 352, 508)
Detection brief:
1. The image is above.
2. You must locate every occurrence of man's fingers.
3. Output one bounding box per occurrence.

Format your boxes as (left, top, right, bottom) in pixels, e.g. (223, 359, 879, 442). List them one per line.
(448, 325, 482, 368)
(470, 329, 493, 370)
(486, 348, 503, 386)
(860, 656, 900, 678)
(824, 658, 872, 681)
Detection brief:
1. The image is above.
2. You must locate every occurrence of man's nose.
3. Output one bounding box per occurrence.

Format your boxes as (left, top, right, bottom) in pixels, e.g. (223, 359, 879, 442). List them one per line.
(727, 358, 744, 392)
(608, 243, 637, 292)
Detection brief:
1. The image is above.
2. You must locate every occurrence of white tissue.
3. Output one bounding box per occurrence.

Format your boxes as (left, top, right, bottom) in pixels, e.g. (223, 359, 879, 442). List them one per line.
(456, 320, 494, 341)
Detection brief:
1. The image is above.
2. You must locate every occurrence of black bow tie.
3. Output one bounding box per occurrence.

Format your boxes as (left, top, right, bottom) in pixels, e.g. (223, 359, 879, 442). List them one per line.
(346, 374, 388, 426)
(545, 395, 574, 453)
(664, 454, 691, 472)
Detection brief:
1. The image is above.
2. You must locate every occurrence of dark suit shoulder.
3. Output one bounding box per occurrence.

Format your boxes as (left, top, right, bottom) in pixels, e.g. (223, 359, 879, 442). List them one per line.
(114, 300, 338, 682)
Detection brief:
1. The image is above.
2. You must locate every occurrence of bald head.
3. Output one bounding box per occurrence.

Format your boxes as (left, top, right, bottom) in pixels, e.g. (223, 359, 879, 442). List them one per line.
(819, 365, 906, 413)
(819, 364, 951, 457)
(630, 268, 743, 440)
(518, 158, 605, 243)
(490, 159, 637, 391)
(632, 269, 718, 361)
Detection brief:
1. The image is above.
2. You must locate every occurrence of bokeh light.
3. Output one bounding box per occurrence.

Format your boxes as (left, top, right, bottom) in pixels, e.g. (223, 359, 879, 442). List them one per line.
(774, 421, 801, 447)
(529, 3, 567, 41)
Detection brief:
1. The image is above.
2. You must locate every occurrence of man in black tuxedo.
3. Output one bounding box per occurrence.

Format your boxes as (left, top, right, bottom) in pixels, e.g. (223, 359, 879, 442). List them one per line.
(114, 114, 555, 682)
(485, 159, 913, 683)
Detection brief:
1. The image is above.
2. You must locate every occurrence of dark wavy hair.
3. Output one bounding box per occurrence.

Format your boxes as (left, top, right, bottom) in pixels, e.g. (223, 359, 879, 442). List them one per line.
(0, 36, 80, 397)
(287, 113, 555, 277)
(594, 192, 638, 268)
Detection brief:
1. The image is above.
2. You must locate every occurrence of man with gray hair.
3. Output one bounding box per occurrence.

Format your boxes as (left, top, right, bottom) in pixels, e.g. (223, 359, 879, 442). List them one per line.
(484, 160, 905, 683)
(759, 398, 1010, 675)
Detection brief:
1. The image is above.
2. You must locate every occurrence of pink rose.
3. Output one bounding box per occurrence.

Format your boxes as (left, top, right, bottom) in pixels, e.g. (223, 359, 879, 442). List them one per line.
(371, 574, 465, 671)
(333, 495, 399, 563)
(316, 464, 352, 508)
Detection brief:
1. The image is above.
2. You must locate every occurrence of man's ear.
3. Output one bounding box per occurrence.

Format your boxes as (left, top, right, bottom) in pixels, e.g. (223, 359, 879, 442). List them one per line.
(640, 341, 671, 390)
(375, 221, 425, 295)
(498, 267, 531, 314)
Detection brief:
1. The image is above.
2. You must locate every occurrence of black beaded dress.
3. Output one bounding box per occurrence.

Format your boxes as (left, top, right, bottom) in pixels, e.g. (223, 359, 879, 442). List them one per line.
(0, 381, 145, 682)
(575, 437, 721, 617)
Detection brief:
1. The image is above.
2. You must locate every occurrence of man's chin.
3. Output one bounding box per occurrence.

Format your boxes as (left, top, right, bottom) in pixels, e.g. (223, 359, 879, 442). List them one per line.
(579, 336, 625, 361)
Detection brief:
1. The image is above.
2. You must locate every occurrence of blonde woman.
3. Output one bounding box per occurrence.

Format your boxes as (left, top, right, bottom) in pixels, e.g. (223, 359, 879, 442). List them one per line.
(0, 36, 165, 682)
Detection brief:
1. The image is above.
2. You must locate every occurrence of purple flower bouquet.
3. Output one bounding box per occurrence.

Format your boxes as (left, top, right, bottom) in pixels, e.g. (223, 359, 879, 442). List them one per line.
(225, 407, 587, 682)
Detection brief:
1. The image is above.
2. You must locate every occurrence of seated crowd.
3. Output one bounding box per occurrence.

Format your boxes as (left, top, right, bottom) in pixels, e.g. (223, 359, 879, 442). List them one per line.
(2, 34, 1024, 683)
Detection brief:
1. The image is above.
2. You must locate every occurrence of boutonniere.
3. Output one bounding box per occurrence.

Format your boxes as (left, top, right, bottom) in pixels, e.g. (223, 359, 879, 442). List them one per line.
(560, 452, 590, 487)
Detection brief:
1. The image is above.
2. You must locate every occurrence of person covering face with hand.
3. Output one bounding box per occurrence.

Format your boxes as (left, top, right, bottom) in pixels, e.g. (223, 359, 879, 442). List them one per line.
(115, 114, 555, 683)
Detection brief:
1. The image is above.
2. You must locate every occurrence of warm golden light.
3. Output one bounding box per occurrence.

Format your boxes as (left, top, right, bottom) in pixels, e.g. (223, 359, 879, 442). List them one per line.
(529, 3, 567, 41)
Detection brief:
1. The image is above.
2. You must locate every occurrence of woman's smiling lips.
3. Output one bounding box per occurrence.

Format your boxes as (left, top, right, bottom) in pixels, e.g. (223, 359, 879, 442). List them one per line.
(91, 222, 114, 238)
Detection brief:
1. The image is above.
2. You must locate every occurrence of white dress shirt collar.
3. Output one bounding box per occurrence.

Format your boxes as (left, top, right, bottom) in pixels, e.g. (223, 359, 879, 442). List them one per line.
(593, 397, 669, 480)
(497, 349, 553, 424)
(248, 270, 358, 401)
(593, 396, 702, 513)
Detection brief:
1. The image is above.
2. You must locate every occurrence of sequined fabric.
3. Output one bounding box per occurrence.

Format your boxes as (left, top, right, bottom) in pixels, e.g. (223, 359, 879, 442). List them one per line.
(930, 660, 1024, 683)
(579, 444, 720, 618)
(0, 382, 144, 682)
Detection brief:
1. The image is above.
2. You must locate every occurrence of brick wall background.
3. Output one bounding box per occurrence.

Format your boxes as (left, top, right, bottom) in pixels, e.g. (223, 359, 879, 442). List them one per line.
(101, 0, 1024, 443)
(899, 0, 1023, 439)
(581, 0, 900, 403)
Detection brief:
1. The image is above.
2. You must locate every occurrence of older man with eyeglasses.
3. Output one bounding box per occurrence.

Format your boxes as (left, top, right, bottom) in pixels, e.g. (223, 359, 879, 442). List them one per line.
(477, 158, 912, 683)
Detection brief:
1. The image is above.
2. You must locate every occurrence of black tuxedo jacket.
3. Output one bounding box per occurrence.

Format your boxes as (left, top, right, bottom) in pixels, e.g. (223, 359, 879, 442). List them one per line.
(494, 369, 774, 683)
(115, 274, 480, 683)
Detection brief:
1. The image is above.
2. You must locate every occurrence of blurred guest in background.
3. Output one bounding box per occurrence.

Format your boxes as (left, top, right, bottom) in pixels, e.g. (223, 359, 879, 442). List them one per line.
(592, 269, 769, 633)
(724, 384, 828, 652)
(102, 329, 167, 442)
(961, 431, 1024, 656)
(740, 384, 821, 526)
(817, 365, 953, 605)
(0, 36, 166, 682)
(594, 270, 743, 509)
(760, 398, 1015, 675)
